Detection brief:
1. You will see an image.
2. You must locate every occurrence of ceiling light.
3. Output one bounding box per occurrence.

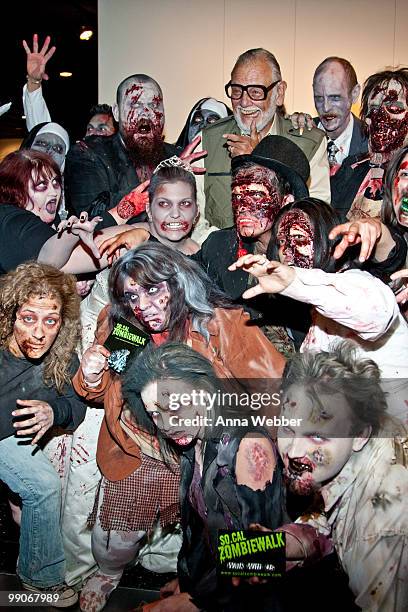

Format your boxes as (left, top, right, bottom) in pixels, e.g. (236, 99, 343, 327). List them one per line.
(60, 72, 73, 78)
(80, 27, 93, 41)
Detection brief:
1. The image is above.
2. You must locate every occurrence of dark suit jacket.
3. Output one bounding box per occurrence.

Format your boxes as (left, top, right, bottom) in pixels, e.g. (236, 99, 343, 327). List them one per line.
(313, 113, 368, 158)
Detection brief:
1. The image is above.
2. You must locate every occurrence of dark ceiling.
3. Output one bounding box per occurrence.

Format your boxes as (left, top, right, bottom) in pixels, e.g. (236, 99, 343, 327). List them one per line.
(1, 0, 98, 142)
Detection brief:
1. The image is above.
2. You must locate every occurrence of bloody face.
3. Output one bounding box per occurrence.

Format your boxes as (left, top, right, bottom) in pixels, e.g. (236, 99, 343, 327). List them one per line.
(313, 62, 354, 140)
(148, 181, 197, 243)
(31, 133, 66, 169)
(277, 210, 314, 268)
(118, 78, 165, 156)
(123, 277, 170, 332)
(277, 385, 358, 496)
(86, 113, 116, 137)
(232, 165, 282, 238)
(366, 79, 408, 154)
(392, 153, 408, 226)
(231, 59, 284, 135)
(9, 295, 62, 360)
(26, 169, 62, 224)
(141, 378, 207, 446)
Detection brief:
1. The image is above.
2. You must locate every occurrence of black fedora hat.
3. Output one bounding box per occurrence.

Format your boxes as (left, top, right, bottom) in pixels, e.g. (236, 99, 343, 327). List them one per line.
(231, 135, 310, 199)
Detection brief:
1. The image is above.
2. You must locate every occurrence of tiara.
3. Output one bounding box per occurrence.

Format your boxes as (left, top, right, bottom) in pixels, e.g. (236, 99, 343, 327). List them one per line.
(153, 155, 195, 175)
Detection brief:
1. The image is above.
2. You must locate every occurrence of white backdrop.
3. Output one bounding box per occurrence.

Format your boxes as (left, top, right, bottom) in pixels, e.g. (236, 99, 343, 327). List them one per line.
(98, 0, 408, 142)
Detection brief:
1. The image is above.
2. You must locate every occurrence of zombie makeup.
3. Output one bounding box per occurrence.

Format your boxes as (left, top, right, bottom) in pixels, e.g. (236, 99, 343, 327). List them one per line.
(277, 210, 314, 268)
(277, 386, 358, 496)
(148, 181, 197, 243)
(86, 113, 116, 137)
(31, 133, 66, 169)
(123, 277, 170, 333)
(9, 295, 62, 360)
(119, 79, 165, 154)
(392, 154, 408, 226)
(232, 165, 282, 239)
(187, 109, 221, 142)
(313, 63, 354, 140)
(141, 379, 207, 446)
(231, 60, 283, 135)
(26, 170, 62, 224)
(367, 79, 408, 155)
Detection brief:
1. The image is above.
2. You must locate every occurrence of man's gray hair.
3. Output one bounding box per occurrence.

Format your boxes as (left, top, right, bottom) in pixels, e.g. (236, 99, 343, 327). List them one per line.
(232, 48, 282, 80)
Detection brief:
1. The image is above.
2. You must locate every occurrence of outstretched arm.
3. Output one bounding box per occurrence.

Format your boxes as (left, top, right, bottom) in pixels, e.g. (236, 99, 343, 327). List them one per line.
(22, 34, 55, 130)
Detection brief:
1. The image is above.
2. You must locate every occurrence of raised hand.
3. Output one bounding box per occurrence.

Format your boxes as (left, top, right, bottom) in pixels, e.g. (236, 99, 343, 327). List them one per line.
(329, 218, 383, 262)
(179, 135, 207, 174)
(98, 228, 150, 264)
(12, 399, 54, 445)
(228, 254, 295, 298)
(223, 117, 261, 157)
(23, 34, 56, 82)
(57, 212, 103, 260)
(81, 344, 110, 385)
(115, 180, 150, 220)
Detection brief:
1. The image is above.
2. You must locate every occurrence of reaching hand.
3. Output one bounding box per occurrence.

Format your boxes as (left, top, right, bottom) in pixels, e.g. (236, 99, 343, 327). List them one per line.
(223, 118, 261, 157)
(12, 399, 54, 445)
(228, 254, 296, 298)
(179, 135, 207, 174)
(81, 344, 110, 385)
(57, 212, 103, 260)
(23, 34, 56, 82)
(286, 112, 314, 135)
(329, 218, 382, 262)
(116, 180, 150, 220)
(98, 228, 150, 264)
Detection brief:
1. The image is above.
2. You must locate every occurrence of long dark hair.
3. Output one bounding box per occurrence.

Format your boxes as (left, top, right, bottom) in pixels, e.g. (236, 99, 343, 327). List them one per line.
(382, 145, 408, 229)
(360, 68, 408, 135)
(108, 242, 236, 342)
(267, 197, 342, 271)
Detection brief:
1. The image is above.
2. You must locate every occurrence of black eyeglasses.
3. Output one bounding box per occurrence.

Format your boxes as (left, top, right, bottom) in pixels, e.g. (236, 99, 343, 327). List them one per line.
(225, 80, 281, 101)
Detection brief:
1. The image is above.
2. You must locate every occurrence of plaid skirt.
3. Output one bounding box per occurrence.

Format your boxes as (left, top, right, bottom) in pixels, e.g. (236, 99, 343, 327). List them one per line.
(89, 453, 180, 532)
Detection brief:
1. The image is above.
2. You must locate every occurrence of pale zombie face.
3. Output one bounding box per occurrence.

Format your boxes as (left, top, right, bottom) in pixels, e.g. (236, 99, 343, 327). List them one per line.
(141, 378, 207, 446)
(187, 109, 222, 142)
(313, 62, 357, 140)
(118, 79, 165, 152)
(277, 210, 314, 268)
(148, 181, 197, 243)
(123, 277, 170, 333)
(231, 59, 285, 135)
(393, 153, 408, 226)
(86, 113, 116, 137)
(31, 133, 66, 169)
(26, 169, 62, 224)
(9, 295, 62, 360)
(366, 79, 408, 154)
(277, 385, 362, 496)
(232, 166, 282, 238)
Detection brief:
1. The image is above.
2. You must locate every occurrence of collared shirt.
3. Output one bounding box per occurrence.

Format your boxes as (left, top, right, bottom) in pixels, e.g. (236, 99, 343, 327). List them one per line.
(318, 114, 354, 165)
(318, 437, 408, 611)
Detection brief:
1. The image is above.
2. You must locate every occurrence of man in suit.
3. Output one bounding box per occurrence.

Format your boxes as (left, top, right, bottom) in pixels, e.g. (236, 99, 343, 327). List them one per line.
(292, 57, 368, 172)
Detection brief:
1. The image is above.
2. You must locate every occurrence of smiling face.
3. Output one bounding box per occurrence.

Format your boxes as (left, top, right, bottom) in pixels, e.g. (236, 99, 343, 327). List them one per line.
(86, 113, 116, 137)
(123, 276, 170, 332)
(277, 385, 362, 496)
(141, 378, 206, 446)
(277, 210, 314, 268)
(232, 165, 283, 238)
(366, 79, 408, 154)
(25, 169, 62, 224)
(9, 294, 62, 360)
(392, 152, 408, 226)
(31, 132, 66, 169)
(148, 181, 197, 243)
(118, 78, 165, 152)
(313, 62, 357, 140)
(231, 59, 285, 135)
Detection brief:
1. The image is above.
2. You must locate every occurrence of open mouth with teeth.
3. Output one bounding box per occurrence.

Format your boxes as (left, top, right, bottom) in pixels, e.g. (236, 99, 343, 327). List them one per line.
(322, 114, 337, 122)
(287, 457, 314, 476)
(135, 120, 153, 135)
(161, 221, 190, 232)
(170, 434, 193, 446)
(398, 198, 408, 225)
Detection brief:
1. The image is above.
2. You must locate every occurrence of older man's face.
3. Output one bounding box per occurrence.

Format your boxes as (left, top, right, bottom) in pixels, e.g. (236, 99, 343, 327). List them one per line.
(231, 59, 285, 135)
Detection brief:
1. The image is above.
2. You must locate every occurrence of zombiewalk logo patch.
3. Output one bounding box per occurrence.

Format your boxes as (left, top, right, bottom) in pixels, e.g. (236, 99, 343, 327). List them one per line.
(217, 529, 285, 578)
(104, 317, 150, 373)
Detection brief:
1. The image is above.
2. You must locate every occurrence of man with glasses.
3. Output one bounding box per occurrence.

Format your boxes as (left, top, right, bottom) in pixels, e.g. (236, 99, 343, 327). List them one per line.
(192, 48, 330, 243)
